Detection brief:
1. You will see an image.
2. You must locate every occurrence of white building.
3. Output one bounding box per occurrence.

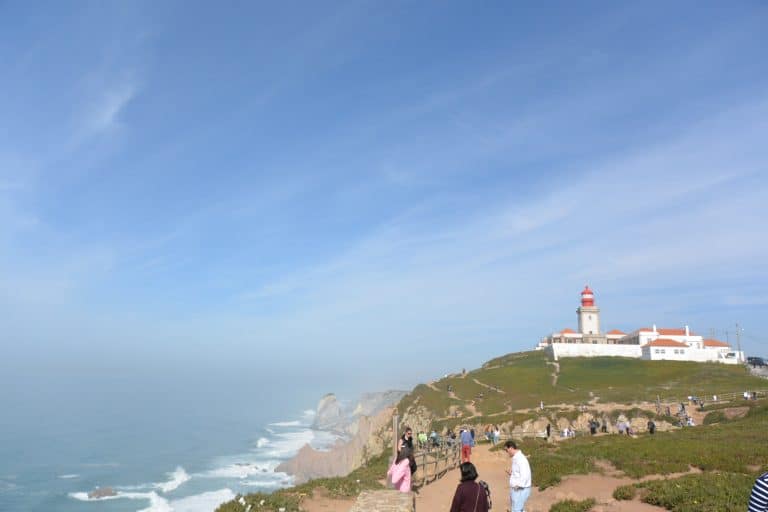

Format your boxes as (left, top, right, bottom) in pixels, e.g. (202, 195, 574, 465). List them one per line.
(538, 285, 744, 364)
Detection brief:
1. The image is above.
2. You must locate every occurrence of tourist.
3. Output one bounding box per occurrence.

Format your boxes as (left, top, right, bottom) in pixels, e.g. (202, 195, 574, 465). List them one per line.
(748, 471, 768, 512)
(398, 427, 414, 454)
(545, 423, 551, 439)
(460, 427, 474, 462)
(686, 416, 695, 427)
(505, 440, 532, 512)
(493, 425, 501, 445)
(387, 446, 413, 492)
(647, 420, 656, 435)
(417, 431, 428, 449)
(449, 462, 490, 512)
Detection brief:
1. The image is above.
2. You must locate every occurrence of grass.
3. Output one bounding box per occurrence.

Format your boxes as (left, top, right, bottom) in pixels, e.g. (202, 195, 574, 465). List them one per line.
(549, 498, 596, 512)
(518, 404, 768, 491)
(398, 352, 766, 421)
(612, 484, 636, 500)
(636, 472, 755, 511)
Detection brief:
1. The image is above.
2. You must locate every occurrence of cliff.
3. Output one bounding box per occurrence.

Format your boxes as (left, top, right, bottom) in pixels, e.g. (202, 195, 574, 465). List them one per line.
(277, 406, 395, 483)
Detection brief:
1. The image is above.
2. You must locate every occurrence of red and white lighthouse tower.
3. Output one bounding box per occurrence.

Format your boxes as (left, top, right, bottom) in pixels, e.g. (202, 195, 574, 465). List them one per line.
(577, 285, 600, 335)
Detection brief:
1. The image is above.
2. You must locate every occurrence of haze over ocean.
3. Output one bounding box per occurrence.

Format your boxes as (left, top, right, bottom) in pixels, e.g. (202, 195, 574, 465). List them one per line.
(1, 1, 767, 511)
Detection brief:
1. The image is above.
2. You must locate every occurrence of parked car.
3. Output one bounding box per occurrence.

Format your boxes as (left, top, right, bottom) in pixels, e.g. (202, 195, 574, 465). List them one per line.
(747, 356, 766, 367)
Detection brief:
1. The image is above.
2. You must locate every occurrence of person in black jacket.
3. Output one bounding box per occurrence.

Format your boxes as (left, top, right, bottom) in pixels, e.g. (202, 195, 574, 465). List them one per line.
(449, 462, 489, 512)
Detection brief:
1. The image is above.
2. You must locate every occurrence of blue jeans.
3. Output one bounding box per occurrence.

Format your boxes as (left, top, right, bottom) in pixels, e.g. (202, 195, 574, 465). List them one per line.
(510, 486, 531, 512)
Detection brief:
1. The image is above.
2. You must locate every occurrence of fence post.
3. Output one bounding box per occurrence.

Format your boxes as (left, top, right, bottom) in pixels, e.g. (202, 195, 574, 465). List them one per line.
(392, 414, 399, 460)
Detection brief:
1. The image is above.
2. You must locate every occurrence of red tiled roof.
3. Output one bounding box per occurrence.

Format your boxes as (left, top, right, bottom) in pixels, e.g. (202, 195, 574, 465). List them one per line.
(645, 338, 688, 348)
(703, 339, 730, 348)
(561, 328, 576, 334)
(657, 328, 690, 336)
(607, 329, 625, 335)
(636, 327, 652, 332)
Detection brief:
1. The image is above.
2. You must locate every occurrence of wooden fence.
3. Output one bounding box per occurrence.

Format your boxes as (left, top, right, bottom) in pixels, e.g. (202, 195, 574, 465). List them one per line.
(411, 441, 461, 489)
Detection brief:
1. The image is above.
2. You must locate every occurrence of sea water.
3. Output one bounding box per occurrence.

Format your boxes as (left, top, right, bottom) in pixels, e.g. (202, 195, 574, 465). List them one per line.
(0, 363, 347, 512)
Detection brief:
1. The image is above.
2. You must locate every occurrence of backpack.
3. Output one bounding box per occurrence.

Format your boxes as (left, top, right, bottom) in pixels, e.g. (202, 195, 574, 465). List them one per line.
(477, 480, 492, 509)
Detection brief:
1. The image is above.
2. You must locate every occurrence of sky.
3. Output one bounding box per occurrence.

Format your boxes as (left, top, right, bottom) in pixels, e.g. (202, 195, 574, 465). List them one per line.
(1, 1, 767, 391)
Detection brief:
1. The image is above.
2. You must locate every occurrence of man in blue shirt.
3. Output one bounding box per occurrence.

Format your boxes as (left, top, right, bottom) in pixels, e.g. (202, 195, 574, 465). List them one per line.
(460, 428, 474, 462)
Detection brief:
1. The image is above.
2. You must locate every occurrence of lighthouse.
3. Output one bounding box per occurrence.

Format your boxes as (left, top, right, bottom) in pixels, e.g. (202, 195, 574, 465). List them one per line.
(577, 285, 600, 336)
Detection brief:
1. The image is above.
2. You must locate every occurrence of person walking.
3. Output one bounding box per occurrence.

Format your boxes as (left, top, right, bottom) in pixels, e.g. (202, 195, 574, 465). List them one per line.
(505, 440, 531, 512)
(387, 446, 413, 492)
(460, 428, 474, 463)
(449, 462, 489, 512)
(398, 427, 414, 453)
(749, 471, 768, 512)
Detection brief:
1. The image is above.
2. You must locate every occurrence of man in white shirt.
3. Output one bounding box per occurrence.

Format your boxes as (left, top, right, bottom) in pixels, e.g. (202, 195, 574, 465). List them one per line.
(505, 440, 532, 512)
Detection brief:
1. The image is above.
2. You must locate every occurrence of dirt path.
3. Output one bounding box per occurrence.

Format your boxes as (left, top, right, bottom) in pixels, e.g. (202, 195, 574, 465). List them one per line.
(298, 445, 683, 511)
(547, 361, 560, 386)
(414, 445, 667, 512)
(473, 378, 506, 394)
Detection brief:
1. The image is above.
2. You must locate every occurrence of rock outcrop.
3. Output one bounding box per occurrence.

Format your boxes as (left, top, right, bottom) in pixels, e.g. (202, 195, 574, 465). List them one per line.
(278, 407, 395, 483)
(88, 487, 117, 499)
(312, 393, 346, 432)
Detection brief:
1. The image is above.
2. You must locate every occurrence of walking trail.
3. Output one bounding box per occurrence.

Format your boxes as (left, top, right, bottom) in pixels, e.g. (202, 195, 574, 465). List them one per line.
(301, 444, 674, 511)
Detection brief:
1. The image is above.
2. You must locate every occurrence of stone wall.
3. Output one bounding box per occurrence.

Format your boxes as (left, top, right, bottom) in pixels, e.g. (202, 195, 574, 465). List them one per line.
(349, 490, 415, 512)
(549, 343, 642, 360)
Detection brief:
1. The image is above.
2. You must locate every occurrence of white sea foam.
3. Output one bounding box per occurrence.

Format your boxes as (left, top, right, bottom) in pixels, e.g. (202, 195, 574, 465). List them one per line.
(155, 466, 190, 493)
(69, 490, 153, 502)
(262, 429, 316, 458)
(242, 475, 293, 488)
(58, 474, 80, 479)
(256, 437, 270, 448)
(137, 492, 172, 512)
(202, 461, 277, 479)
(268, 420, 302, 427)
(168, 488, 236, 512)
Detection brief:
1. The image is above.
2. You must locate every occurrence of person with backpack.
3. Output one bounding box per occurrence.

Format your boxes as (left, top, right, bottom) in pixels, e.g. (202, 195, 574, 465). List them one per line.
(449, 462, 490, 512)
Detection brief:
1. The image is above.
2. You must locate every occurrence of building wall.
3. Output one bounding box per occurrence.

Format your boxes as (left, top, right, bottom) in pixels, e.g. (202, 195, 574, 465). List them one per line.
(577, 306, 600, 335)
(550, 343, 641, 361)
(642, 346, 743, 364)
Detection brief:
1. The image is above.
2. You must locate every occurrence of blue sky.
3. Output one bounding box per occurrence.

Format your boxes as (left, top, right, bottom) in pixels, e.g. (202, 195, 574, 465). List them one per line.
(2, 1, 767, 389)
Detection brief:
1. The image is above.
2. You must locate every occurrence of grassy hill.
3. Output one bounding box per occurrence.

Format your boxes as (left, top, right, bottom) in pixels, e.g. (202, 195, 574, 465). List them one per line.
(398, 350, 765, 421)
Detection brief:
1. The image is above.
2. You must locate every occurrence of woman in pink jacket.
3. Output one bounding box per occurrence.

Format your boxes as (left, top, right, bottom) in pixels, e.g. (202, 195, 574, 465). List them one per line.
(387, 447, 413, 492)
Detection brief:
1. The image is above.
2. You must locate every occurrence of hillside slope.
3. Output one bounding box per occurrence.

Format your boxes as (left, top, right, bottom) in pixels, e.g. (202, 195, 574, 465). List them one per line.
(398, 351, 765, 422)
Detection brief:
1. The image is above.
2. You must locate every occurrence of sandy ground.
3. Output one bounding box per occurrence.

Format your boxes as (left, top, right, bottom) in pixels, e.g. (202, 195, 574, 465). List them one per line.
(301, 444, 673, 511)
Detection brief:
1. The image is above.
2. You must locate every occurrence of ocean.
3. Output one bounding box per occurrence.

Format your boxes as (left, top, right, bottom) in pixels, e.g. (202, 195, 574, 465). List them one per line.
(0, 363, 347, 512)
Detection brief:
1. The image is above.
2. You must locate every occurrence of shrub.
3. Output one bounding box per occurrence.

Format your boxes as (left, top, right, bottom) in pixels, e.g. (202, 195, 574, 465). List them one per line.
(637, 472, 754, 512)
(703, 411, 727, 425)
(549, 498, 596, 512)
(612, 484, 636, 500)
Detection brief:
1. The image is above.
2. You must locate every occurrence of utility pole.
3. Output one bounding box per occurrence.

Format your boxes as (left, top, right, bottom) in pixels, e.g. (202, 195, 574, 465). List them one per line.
(736, 322, 743, 362)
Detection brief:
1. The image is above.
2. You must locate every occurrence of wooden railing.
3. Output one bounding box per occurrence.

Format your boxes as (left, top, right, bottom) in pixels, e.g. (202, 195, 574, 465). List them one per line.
(411, 441, 461, 489)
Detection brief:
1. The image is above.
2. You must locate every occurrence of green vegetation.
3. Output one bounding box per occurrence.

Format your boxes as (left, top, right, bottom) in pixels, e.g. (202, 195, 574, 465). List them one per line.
(612, 484, 636, 500)
(549, 498, 596, 512)
(702, 410, 727, 424)
(527, 404, 768, 489)
(399, 351, 764, 420)
(636, 472, 755, 512)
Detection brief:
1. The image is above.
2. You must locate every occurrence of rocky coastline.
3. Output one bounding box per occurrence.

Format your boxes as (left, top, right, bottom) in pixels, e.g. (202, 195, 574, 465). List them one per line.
(276, 390, 406, 483)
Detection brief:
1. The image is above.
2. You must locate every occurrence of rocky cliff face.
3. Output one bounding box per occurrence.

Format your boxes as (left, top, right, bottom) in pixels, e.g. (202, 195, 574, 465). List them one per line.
(311, 393, 346, 431)
(277, 407, 395, 483)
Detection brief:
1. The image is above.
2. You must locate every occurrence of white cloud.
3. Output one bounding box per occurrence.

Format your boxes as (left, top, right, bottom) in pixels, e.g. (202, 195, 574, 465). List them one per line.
(83, 81, 137, 134)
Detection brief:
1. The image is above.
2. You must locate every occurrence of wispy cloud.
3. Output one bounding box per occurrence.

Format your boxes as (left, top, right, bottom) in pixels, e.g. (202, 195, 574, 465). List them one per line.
(82, 80, 137, 135)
